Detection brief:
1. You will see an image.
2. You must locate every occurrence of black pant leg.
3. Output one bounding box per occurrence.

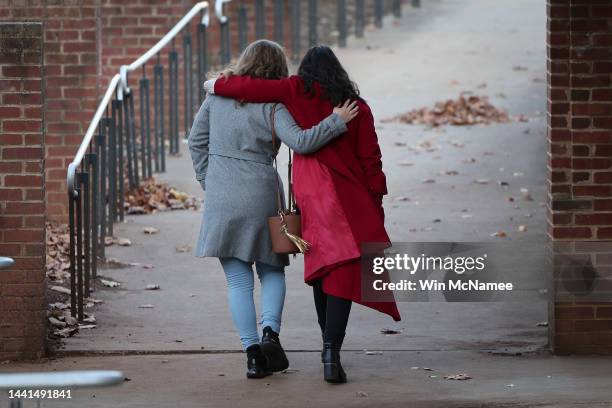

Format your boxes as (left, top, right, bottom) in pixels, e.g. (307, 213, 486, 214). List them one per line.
(324, 294, 352, 345)
(312, 279, 327, 334)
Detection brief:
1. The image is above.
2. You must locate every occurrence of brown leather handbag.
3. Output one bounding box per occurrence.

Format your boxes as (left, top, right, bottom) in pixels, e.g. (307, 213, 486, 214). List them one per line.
(267, 104, 311, 254)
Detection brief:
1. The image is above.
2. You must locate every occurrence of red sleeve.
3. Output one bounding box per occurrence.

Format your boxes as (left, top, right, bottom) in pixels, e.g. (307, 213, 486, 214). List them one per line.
(213, 75, 295, 104)
(356, 104, 388, 198)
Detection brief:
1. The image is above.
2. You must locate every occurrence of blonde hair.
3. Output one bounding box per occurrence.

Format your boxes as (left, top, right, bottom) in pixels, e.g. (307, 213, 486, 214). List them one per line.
(219, 39, 289, 80)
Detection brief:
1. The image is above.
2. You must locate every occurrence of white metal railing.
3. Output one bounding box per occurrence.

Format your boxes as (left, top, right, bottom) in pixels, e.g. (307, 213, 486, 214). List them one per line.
(66, 1, 212, 199)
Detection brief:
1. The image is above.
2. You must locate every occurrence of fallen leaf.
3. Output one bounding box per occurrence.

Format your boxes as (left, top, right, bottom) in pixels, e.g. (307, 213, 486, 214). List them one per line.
(474, 179, 490, 184)
(143, 227, 159, 235)
(520, 188, 533, 201)
(145, 284, 160, 290)
(444, 373, 472, 381)
(48, 317, 66, 328)
(50, 286, 71, 295)
(100, 279, 120, 288)
(115, 238, 132, 246)
(381, 328, 402, 335)
(491, 231, 507, 238)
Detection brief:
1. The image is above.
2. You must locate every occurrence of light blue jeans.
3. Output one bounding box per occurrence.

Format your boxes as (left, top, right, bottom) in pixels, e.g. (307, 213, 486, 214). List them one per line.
(219, 257, 286, 350)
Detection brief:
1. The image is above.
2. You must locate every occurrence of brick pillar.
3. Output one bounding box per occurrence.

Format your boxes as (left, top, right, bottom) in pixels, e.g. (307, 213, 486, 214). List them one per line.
(1, 1, 100, 222)
(548, 0, 612, 354)
(0, 22, 46, 361)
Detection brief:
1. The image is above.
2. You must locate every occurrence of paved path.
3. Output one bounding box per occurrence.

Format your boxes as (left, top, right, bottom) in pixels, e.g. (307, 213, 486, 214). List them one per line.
(8, 0, 610, 406)
(63, 0, 548, 355)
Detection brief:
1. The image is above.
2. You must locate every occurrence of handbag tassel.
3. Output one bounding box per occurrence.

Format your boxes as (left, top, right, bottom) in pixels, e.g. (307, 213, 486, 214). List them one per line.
(280, 223, 311, 253)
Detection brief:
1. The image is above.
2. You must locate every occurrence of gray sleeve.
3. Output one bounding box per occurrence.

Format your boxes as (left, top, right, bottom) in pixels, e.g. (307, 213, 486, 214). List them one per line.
(272, 104, 347, 154)
(188, 96, 211, 190)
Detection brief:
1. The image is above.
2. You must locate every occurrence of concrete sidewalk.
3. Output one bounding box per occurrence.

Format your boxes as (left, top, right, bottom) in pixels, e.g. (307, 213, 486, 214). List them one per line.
(61, 0, 549, 355)
(6, 0, 611, 406)
(6, 351, 612, 407)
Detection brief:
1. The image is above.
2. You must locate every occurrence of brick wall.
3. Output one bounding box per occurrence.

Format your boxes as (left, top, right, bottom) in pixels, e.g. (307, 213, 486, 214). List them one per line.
(1, 0, 99, 222)
(548, 0, 612, 354)
(0, 22, 46, 361)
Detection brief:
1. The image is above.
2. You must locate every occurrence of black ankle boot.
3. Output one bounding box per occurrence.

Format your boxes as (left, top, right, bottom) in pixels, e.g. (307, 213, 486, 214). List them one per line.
(322, 342, 347, 383)
(260, 326, 289, 372)
(246, 344, 271, 379)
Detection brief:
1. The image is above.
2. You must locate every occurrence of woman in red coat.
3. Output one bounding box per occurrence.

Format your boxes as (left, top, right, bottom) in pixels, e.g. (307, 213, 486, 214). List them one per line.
(206, 45, 400, 383)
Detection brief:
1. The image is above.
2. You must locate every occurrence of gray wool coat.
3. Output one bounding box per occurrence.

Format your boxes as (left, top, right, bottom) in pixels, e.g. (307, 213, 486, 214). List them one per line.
(188, 95, 347, 267)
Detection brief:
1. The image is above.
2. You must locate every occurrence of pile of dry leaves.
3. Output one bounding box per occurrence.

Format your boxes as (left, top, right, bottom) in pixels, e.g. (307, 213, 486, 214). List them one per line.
(125, 177, 198, 215)
(385, 94, 511, 127)
(46, 222, 70, 284)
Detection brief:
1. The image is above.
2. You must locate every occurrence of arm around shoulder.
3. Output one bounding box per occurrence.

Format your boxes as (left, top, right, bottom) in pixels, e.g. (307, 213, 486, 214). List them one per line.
(272, 104, 347, 154)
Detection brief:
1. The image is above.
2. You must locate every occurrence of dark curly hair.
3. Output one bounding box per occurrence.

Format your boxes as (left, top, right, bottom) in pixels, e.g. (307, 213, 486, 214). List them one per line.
(297, 45, 360, 106)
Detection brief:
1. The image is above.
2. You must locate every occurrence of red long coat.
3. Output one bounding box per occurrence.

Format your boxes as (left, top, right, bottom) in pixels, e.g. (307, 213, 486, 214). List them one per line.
(214, 75, 401, 321)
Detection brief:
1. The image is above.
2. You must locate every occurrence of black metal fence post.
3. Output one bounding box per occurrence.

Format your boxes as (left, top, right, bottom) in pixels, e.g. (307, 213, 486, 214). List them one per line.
(127, 90, 139, 185)
(238, 2, 247, 52)
(105, 115, 116, 236)
(290, 0, 300, 62)
(183, 31, 194, 141)
(255, 0, 265, 39)
(116, 98, 125, 222)
(80, 167, 91, 298)
(154, 58, 164, 173)
(75, 172, 85, 322)
(68, 192, 76, 316)
(337, 0, 347, 47)
(308, 0, 318, 47)
(393, 0, 402, 17)
(95, 126, 106, 258)
(274, 0, 284, 45)
(374, 0, 383, 28)
(197, 21, 209, 105)
(355, 0, 365, 38)
(169, 43, 179, 155)
(86, 150, 98, 284)
(220, 19, 231, 65)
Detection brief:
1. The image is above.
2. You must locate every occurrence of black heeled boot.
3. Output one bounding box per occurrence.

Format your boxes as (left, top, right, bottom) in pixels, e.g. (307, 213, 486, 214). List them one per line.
(260, 326, 289, 372)
(246, 344, 271, 379)
(322, 342, 347, 383)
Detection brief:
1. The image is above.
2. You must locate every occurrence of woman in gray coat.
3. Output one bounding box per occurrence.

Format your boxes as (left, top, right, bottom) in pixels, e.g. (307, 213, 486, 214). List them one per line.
(188, 40, 358, 379)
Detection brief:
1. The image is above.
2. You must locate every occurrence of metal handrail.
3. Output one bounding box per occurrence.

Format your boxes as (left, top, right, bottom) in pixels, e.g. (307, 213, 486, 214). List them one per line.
(66, 1, 212, 199)
(0, 370, 124, 390)
(0, 256, 14, 270)
(215, 0, 231, 23)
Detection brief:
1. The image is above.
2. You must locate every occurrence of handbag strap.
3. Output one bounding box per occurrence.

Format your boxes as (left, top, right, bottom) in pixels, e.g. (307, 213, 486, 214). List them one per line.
(270, 104, 296, 213)
(270, 104, 284, 213)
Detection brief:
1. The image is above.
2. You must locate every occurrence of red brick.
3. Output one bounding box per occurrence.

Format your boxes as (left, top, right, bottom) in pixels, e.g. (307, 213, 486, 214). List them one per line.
(552, 227, 593, 239)
(3, 175, 42, 188)
(597, 227, 612, 239)
(2, 120, 42, 133)
(575, 213, 612, 225)
(573, 185, 612, 197)
(594, 199, 612, 211)
(2, 147, 43, 160)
